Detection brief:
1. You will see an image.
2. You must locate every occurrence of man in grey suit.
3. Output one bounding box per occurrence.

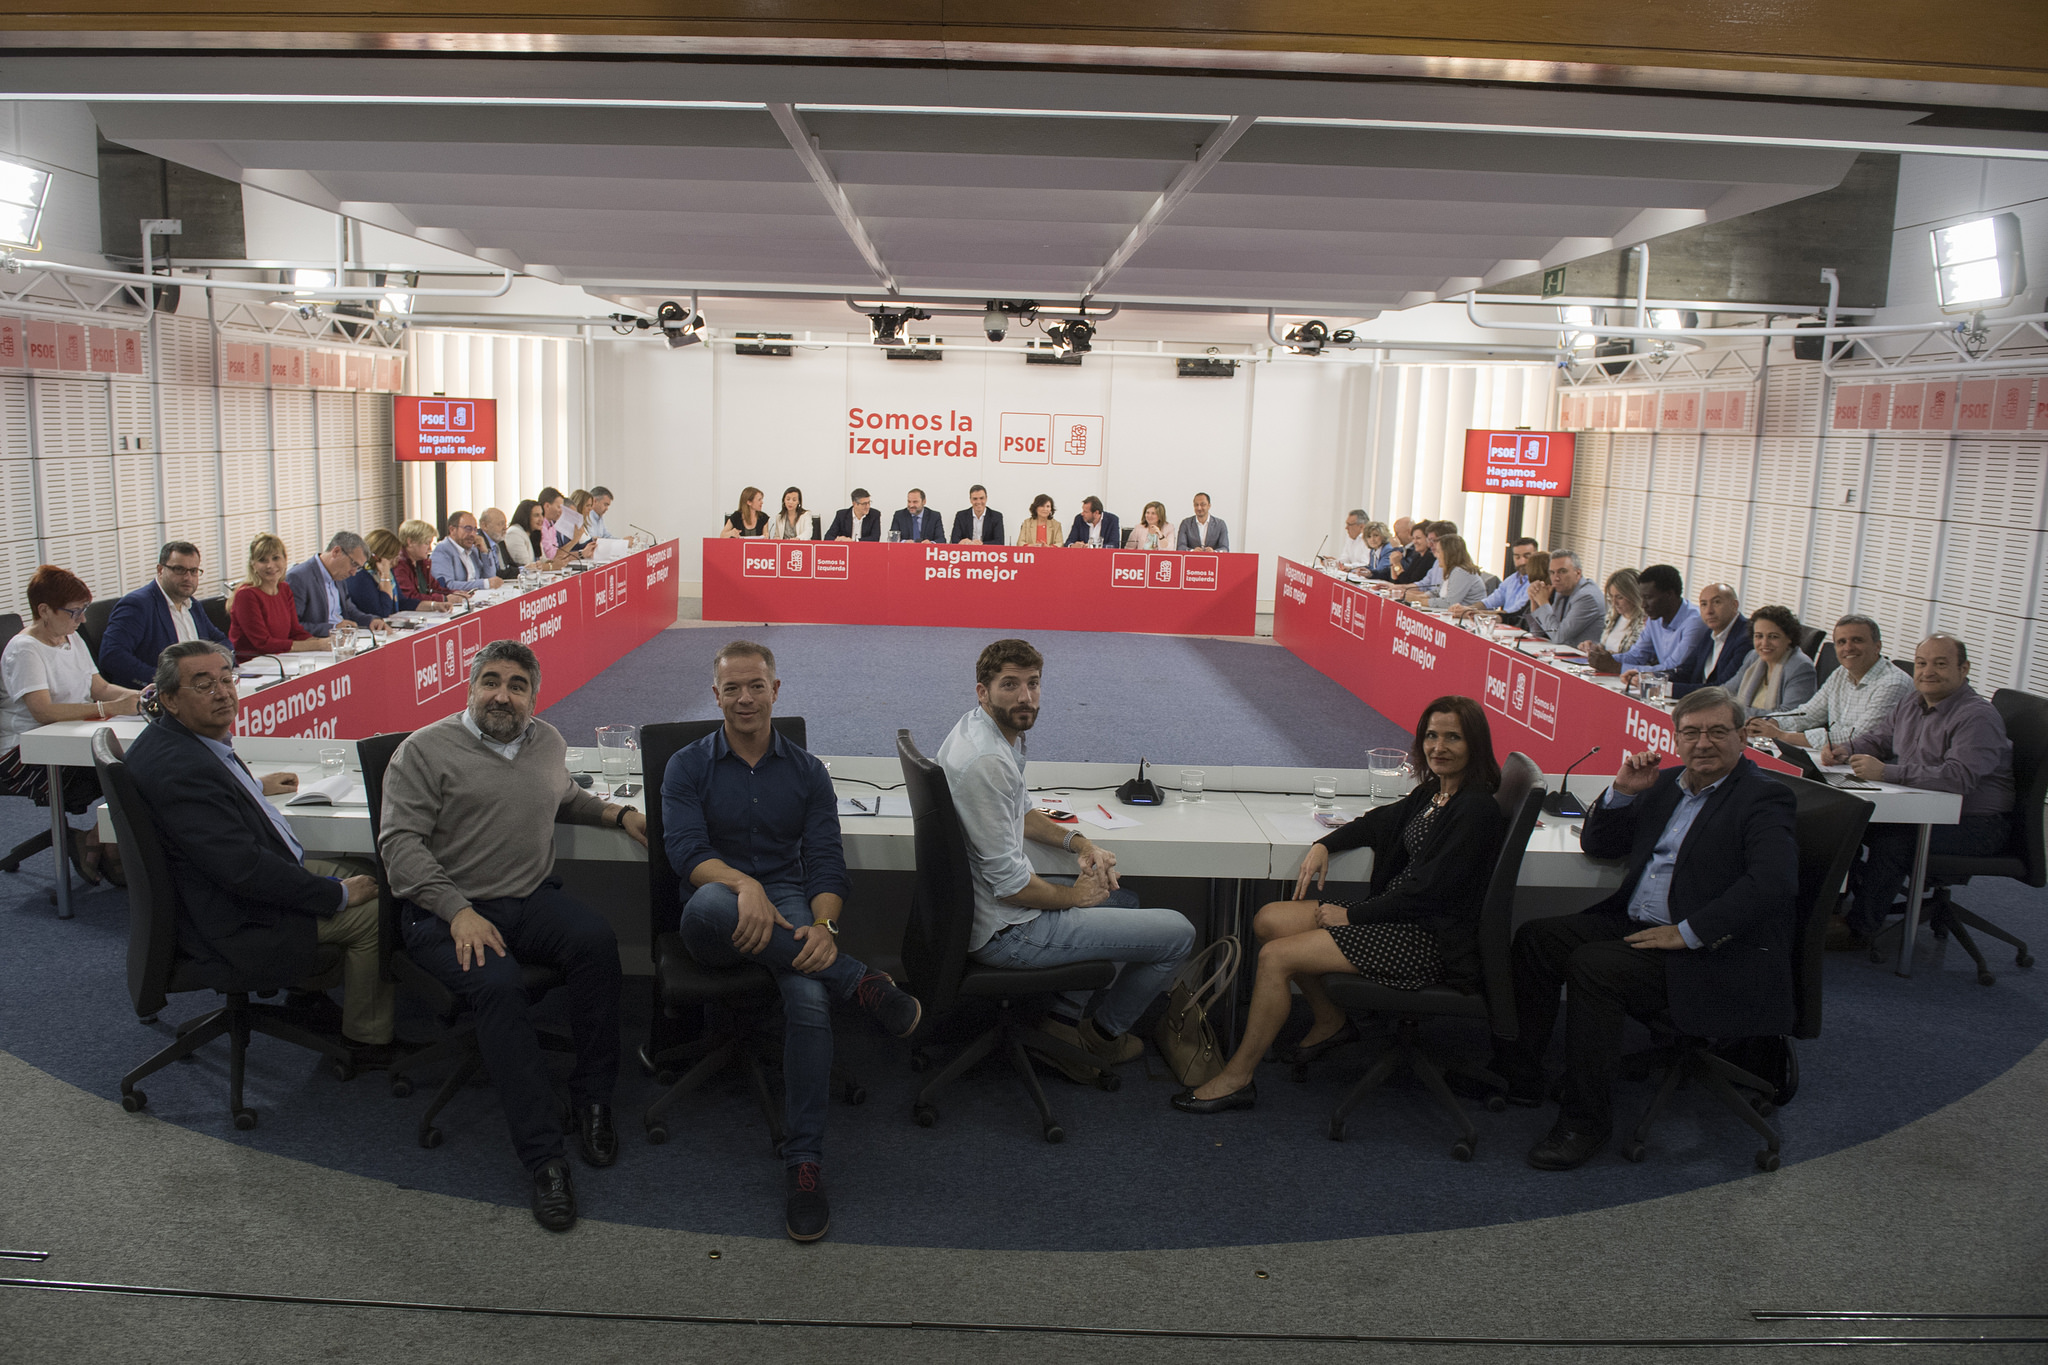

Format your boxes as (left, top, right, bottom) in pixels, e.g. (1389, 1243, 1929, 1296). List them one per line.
(1526, 549, 1603, 647)
(287, 531, 387, 638)
(1176, 493, 1230, 553)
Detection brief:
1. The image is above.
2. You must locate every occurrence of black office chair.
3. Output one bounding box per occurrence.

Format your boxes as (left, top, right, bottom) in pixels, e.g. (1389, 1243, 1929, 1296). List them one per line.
(1621, 773, 1872, 1171)
(897, 729, 1117, 1143)
(1299, 752, 1544, 1161)
(1814, 640, 1839, 684)
(638, 717, 863, 1148)
(1874, 688, 2045, 986)
(198, 595, 231, 637)
(358, 731, 577, 1149)
(1797, 625, 1826, 663)
(76, 598, 115, 666)
(96, 727, 357, 1128)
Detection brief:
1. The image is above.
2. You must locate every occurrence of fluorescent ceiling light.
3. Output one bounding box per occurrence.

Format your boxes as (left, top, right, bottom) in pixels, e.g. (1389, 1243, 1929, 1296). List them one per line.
(292, 268, 335, 297)
(0, 155, 51, 250)
(1930, 213, 2025, 311)
(1559, 305, 1597, 348)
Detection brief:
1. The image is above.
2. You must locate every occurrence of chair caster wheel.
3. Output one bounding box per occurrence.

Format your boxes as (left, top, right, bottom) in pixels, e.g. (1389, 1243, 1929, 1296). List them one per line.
(1977, 971, 1997, 987)
(2017, 951, 2034, 969)
(1042, 1124, 1064, 1144)
(332, 1059, 356, 1082)
(909, 1050, 931, 1073)
(419, 1127, 444, 1149)
(1867, 948, 1885, 965)
(843, 1085, 867, 1106)
(1451, 1140, 1475, 1162)
(913, 1105, 937, 1128)
(1485, 1094, 1507, 1114)
(389, 1076, 414, 1099)
(645, 1123, 668, 1145)
(1327, 1118, 1345, 1142)
(1095, 1073, 1121, 1093)
(232, 1109, 258, 1131)
(1752, 1098, 1776, 1118)
(121, 1090, 146, 1113)
(1756, 1150, 1781, 1172)
(1622, 1142, 1647, 1163)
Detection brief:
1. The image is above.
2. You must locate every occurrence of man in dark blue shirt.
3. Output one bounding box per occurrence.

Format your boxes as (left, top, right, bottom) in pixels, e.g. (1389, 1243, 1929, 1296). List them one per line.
(662, 640, 922, 1243)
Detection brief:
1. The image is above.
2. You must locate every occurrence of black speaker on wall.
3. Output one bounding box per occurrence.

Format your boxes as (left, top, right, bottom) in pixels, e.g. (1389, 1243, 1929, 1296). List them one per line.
(1792, 320, 1850, 362)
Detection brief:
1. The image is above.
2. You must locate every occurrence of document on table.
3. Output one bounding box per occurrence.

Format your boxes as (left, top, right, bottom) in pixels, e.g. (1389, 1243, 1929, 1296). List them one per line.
(285, 774, 367, 806)
(1267, 811, 1354, 844)
(838, 793, 911, 817)
(1076, 805, 1142, 830)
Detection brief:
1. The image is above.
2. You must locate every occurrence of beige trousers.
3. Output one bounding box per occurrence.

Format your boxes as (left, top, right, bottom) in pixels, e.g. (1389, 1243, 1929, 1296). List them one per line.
(301, 856, 397, 1045)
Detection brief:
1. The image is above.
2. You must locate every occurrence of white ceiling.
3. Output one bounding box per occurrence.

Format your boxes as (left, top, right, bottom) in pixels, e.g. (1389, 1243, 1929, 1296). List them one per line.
(21, 54, 2042, 317)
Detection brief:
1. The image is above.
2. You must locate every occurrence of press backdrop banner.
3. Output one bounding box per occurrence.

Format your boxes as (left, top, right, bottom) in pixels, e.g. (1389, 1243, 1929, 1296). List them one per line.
(231, 542, 678, 739)
(703, 538, 1257, 635)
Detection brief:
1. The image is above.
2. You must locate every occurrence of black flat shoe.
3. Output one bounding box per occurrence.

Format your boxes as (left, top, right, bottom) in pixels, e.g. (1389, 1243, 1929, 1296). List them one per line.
(1171, 1080, 1257, 1114)
(1282, 1022, 1360, 1066)
(1527, 1122, 1608, 1171)
(531, 1158, 577, 1232)
(785, 1162, 829, 1243)
(577, 1103, 618, 1168)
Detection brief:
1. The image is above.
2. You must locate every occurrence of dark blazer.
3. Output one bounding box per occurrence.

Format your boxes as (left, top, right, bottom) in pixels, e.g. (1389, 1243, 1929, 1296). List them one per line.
(97, 580, 233, 690)
(890, 506, 945, 543)
(1390, 547, 1436, 585)
(1316, 781, 1508, 985)
(345, 568, 399, 619)
(1064, 512, 1122, 548)
(1672, 615, 1754, 695)
(287, 555, 379, 635)
(123, 714, 339, 991)
(950, 507, 1006, 544)
(1578, 755, 1799, 1038)
(825, 507, 881, 541)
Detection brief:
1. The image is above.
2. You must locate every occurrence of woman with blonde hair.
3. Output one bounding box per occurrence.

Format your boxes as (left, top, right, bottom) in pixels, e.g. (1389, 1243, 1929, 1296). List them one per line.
(229, 532, 325, 662)
(1590, 567, 1646, 657)
(393, 518, 465, 611)
(720, 486, 768, 538)
(1016, 494, 1060, 547)
(1124, 501, 1171, 550)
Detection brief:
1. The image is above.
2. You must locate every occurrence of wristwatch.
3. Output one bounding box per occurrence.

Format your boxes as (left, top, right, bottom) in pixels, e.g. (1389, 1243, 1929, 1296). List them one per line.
(818, 918, 839, 937)
(609, 805, 629, 828)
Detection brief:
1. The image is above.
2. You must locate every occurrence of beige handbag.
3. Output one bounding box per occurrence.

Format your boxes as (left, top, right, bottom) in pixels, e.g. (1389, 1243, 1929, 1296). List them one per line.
(1153, 937, 1242, 1087)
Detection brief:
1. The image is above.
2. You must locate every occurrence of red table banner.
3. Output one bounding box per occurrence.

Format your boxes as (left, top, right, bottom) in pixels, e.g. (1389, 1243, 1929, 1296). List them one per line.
(703, 538, 1257, 635)
(230, 543, 679, 740)
(1274, 560, 1794, 776)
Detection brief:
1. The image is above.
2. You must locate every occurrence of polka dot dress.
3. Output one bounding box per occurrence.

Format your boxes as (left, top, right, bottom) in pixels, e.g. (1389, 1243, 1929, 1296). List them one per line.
(1326, 798, 1448, 990)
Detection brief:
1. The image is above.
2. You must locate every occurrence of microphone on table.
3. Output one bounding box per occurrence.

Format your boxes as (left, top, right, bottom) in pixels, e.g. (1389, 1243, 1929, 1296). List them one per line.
(629, 523, 658, 542)
(1311, 533, 1330, 564)
(1117, 756, 1163, 806)
(1542, 745, 1601, 817)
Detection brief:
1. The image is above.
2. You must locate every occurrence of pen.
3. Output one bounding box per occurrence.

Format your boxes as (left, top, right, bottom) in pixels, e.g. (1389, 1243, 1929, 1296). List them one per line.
(1097, 803, 1114, 821)
(850, 798, 867, 812)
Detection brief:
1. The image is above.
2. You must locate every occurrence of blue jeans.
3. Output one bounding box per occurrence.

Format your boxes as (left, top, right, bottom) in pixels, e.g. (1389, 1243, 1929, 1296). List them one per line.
(678, 881, 868, 1169)
(971, 893, 1196, 1037)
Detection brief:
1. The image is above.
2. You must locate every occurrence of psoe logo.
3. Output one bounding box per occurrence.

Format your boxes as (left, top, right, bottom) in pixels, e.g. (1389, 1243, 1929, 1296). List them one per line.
(1110, 552, 1149, 587)
(1489, 432, 1549, 467)
(415, 399, 474, 432)
(741, 545, 782, 577)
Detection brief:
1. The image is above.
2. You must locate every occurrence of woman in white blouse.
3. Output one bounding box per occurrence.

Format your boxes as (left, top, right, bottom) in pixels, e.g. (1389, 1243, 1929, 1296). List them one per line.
(0, 565, 142, 884)
(767, 486, 815, 540)
(1592, 568, 1647, 656)
(1123, 501, 1171, 550)
(1729, 604, 1818, 720)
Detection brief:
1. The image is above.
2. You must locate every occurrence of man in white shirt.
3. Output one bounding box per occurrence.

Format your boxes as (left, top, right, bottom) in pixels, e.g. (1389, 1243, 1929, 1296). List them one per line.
(584, 487, 615, 540)
(1331, 509, 1373, 568)
(1744, 614, 1913, 751)
(937, 638, 1194, 1080)
(950, 484, 1005, 545)
(1176, 493, 1230, 553)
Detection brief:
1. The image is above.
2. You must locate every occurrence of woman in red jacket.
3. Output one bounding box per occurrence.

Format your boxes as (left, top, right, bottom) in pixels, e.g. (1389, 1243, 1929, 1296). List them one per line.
(228, 533, 327, 663)
(392, 519, 469, 611)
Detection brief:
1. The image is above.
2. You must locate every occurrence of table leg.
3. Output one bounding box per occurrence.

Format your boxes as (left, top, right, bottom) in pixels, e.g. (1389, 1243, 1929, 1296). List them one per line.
(1894, 823, 1933, 979)
(47, 764, 71, 920)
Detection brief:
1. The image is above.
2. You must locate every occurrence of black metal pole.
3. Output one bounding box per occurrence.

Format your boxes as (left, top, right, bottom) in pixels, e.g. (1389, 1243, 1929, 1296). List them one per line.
(1505, 494, 1525, 574)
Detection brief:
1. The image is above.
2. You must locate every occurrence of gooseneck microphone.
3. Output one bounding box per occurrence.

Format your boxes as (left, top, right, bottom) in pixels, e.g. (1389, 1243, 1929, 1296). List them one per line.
(1543, 744, 1601, 817)
(1311, 533, 1330, 564)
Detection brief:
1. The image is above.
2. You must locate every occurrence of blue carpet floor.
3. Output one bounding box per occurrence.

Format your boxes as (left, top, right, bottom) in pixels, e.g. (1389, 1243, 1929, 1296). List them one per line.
(537, 624, 1412, 765)
(3, 821, 2044, 1251)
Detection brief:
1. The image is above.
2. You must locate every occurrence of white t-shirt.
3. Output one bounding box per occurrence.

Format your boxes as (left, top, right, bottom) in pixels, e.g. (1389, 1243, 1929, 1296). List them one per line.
(1, 632, 95, 756)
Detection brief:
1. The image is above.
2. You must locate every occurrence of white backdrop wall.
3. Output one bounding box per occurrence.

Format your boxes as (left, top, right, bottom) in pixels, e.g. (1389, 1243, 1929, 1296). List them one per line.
(588, 336, 1555, 604)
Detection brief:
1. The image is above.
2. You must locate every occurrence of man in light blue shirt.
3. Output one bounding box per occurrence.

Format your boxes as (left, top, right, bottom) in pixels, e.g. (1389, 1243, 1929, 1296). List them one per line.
(1591, 563, 1705, 676)
(1453, 537, 1537, 621)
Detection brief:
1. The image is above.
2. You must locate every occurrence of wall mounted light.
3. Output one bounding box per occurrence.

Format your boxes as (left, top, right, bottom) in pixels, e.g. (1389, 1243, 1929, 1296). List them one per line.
(1930, 213, 2026, 312)
(0, 156, 51, 250)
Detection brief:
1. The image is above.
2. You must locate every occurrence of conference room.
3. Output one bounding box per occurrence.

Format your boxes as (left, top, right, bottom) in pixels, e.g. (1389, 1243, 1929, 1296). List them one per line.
(1, 10, 2044, 1359)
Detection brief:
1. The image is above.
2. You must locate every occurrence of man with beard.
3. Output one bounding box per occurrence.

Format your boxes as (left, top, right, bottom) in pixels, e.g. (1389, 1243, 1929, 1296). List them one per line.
(379, 639, 648, 1232)
(936, 638, 1194, 1080)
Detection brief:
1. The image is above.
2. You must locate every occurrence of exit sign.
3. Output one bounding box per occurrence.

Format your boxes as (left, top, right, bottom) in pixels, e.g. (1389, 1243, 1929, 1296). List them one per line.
(1542, 266, 1567, 298)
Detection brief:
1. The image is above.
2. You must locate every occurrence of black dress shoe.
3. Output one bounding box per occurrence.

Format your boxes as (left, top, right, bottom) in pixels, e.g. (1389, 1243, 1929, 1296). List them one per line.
(1527, 1122, 1608, 1171)
(342, 1038, 405, 1070)
(785, 1162, 829, 1243)
(1170, 1080, 1257, 1114)
(1281, 1022, 1360, 1066)
(577, 1104, 618, 1168)
(531, 1158, 577, 1232)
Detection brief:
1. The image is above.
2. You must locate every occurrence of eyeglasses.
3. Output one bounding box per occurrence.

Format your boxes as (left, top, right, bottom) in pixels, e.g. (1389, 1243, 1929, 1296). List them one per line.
(184, 675, 239, 697)
(1677, 726, 1738, 744)
(160, 564, 203, 578)
(59, 604, 88, 621)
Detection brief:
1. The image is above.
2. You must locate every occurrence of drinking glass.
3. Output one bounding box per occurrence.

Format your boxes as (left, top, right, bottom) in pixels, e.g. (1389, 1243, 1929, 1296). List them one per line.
(595, 725, 639, 780)
(1312, 774, 1339, 808)
(888, 530, 902, 543)
(1368, 748, 1409, 801)
(332, 620, 358, 657)
(1180, 768, 1206, 803)
(319, 746, 347, 778)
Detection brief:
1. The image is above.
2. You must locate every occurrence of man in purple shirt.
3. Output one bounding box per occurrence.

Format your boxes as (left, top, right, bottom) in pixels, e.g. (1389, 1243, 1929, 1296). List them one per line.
(1827, 634, 2015, 946)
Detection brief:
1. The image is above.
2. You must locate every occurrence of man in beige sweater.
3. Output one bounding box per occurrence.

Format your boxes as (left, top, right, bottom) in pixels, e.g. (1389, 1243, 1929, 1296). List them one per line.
(379, 638, 647, 1233)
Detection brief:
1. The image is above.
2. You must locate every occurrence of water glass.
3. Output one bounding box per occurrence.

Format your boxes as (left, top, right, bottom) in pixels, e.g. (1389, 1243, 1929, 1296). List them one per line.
(332, 620, 358, 657)
(1368, 747, 1409, 801)
(595, 724, 639, 780)
(1180, 768, 1206, 803)
(319, 746, 347, 778)
(1312, 774, 1339, 808)
(888, 530, 902, 543)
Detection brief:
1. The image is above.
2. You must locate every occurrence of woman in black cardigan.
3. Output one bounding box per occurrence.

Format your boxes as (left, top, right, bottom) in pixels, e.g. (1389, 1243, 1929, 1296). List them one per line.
(1174, 695, 1507, 1113)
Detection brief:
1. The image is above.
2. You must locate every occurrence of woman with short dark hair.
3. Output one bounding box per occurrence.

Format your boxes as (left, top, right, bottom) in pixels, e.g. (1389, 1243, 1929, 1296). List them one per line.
(1016, 494, 1060, 547)
(1729, 604, 1818, 720)
(1173, 695, 1509, 1112)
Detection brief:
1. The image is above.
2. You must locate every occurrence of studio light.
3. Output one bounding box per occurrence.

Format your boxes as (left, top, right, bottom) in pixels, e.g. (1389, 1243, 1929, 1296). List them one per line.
(1930, 213, 2026, 312)
(657, 298, 704, 348)
(1044, 316, 1095, 356)
(0, 156, 52, 250)
(983, 302, 1006, 342)
(869, 307, 928, 345)
(1282, 319, 1329, 355)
